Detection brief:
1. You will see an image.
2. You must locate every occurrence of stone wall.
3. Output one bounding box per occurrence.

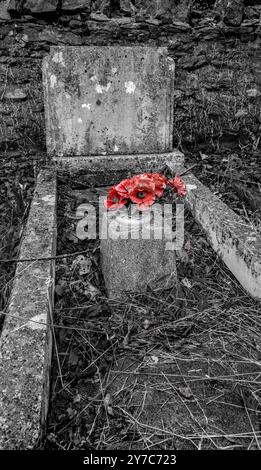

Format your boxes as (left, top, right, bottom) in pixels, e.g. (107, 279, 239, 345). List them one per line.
(0, 0, 261, 155)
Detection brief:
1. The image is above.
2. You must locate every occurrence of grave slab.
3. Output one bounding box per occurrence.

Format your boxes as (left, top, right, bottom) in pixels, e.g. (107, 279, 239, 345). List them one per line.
(0, 169, 57, 450)
(43, 46, 175, 157)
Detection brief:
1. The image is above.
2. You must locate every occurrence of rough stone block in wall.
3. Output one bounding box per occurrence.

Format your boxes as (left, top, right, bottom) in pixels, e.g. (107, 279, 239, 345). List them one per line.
(7, 0, 25, 17)
(0, 0, 11, 21)
(23, 0, 59, 15)
(214, 0, 244, 26)
(92, 0, 111, 16)
(62, 0, 92, 14)
(120, 0, 136, 16)
(134, 0, 190, 22)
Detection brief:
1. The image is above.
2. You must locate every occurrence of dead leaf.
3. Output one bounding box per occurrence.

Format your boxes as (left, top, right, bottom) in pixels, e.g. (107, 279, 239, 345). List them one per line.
(84, 282, 101, 300)
(67, 407, 77, 419)
(66, 231, 79, 243)
(176, 249, 189, 264)
(72, 255, 92, 275)
(151, 355, 159, 364)
(246, 88, 259, 98)
(104, 393, 114, 415)
(235, 109, 248, 119)
(177, 386, 193, 399)
(55, 284, 63, 296)
(68, 351, 79, 367)
(181, 277, 193, 289)
(200, 152, 209, 160)
(86, 303, 103, 318)
(73, 393, 81, 404)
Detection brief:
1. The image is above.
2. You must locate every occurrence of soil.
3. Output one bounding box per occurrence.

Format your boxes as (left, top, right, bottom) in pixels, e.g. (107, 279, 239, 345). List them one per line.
(39, 178, 261, 451)
(0, 148, 260, 450)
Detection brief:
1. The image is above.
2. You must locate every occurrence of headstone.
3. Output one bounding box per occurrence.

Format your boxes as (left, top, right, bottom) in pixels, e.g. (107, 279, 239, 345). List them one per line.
(100, 208, 178, 298)
(43, 46, 175, 157)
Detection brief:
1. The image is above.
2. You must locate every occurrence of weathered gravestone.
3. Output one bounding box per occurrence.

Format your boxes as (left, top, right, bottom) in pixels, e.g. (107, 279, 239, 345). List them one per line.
(42, 46, 175, 156)
(43, 45, 179, 299)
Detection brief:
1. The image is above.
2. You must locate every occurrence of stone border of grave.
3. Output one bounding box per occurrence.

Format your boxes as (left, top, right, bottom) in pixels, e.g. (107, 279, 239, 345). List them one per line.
(0, 150, 260, 449)
(0, 169, 57, 450)
(0, 152, 183, 449)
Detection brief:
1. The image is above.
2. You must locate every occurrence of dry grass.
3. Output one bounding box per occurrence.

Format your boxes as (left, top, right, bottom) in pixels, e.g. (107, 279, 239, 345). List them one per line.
(0, 60, 46, 152)
(173, 45, 261, 152)
(0, 154, 43, 329)
(41, 184, 261, 450)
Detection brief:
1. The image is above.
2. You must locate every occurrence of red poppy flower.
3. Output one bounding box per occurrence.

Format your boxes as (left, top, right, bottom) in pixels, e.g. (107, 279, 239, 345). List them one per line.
(131, 174, 156, 189)
(168, 175, 186, 197)
(105, 172, 172, 211)
(147, 173, 167, 197)
(104, 186, 128, 210)
(114, 178, 133, 198)
(128, 175, 156, 210)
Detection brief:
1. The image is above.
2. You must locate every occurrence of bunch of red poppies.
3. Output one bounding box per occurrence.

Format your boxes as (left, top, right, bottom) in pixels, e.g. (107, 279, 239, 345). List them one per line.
(105, 173, 186, 211)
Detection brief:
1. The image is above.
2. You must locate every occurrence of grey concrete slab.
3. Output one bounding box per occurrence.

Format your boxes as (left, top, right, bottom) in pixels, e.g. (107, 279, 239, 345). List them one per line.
(55, 151, 184, 186)
(0, 169, 57, 449)
(43, 46, 175, 157)
(100, 220, 178, 298)
(167, 164, 261, 300)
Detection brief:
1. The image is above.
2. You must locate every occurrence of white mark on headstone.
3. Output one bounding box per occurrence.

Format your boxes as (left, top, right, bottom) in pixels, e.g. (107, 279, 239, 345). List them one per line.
(26, 314, 47, 330)
(52, 51, 65, 66)
(78, 117, 83, 123)
(95, 84, 103, 93)
(125, 81, 136, 94)
(95, 83, 111, 94)
(50, 74, 57, 88)
(82, 103, 91, 109)
(114, 145, 119, 152)
(42, 195, 55, 204)
(101, 152, 107, 155)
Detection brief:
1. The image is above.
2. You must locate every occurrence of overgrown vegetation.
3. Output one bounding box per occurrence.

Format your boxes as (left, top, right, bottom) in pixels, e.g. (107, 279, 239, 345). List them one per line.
(39, 183, 261, 450)
(0, 153, 45, 329)
(186, 147, 261, 233)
